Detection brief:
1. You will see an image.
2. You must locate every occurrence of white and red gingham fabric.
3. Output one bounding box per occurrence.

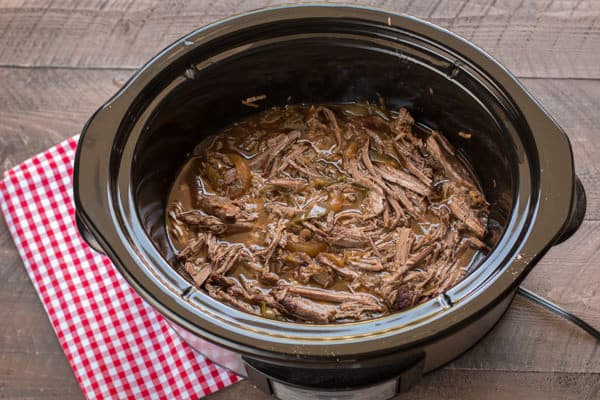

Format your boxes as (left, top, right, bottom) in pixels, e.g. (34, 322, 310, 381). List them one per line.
(0, 136, 240, 399)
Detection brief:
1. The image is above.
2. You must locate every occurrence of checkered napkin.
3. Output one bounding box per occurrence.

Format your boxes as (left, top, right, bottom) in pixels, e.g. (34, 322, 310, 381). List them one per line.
(0, 136, 240, 399)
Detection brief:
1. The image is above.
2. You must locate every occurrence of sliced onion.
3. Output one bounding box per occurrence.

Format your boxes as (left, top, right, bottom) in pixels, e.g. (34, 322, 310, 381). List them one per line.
(306, 204, 329, 219)
(286, 241, 328, 257)
(328, 190, 345, 212)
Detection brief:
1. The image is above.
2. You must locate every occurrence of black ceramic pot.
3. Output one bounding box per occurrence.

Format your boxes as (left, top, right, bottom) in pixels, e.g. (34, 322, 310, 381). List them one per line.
(74, 5, 586, 399)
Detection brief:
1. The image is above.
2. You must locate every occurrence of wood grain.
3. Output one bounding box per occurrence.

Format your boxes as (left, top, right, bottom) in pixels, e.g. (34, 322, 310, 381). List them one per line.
(1, 1, 599, 398)
(0, 66, 599, 399)
(206, 370, 600, 400)
(0, 0, 599, 78)
(0, 67, 123, 172)
(0, 351, 82, 400)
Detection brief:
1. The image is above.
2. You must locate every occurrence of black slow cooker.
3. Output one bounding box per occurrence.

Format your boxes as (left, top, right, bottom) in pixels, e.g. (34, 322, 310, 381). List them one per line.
(74, 5, 586, 399)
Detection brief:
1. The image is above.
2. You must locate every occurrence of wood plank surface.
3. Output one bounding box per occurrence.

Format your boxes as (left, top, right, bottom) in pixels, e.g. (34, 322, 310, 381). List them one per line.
(0, 0, 599, 78)
(206, 370, 600, 400)
(1, 66, 599, 399)
(0, 0, 599, 399)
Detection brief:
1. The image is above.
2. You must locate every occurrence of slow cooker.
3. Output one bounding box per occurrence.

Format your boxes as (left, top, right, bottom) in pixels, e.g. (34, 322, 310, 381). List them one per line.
(74, 5, 586, 399)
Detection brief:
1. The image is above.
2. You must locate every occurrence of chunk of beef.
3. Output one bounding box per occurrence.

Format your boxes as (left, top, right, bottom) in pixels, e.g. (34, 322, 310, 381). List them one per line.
(316, 253, 360, 279)
(264, 178, 306, 192)
(249, 130, 301, 172)
(348, 257, 384, 272)
(196, 194, 241, 222)
(407, 243, 439, 268)
(301, 221, 330, 238)
(286, 286, 382, 309)
(176, 234, 206, 260)
(291, 252, 335, 287)
(387, 197, 405, 228)
(225, 222, 255, 234)
(431, 130, 455, 155)
(467, 235, 488, 250)
(273, 289, 334, 323)
(344, 157, 384, 195)
(437, 262, 465, 293)
(425, 132, 475, 189)
(334, 301, 386, 321)
(265, 203, 304, 219)
(185, 262, 212, 287)
(179, 211, 227, 234)
(375, 165, 430, 196)
(328, 225, 369, 248)
(392, 107, 415, 137)
(296, 262, 335, 288)
(387, 283, 423, 311)
(213, 244, 245, 275)
(268, 144, 308, 177)
(441, 229, 459, 258)
(358, 144, 421, 216)
(392, 141, 433, 187)
(366, 190, 386, 218)
(447, 195, 486, 238)
(288, 159, 324, 179)
(318, 106, 343, 148)
(206, 284, 257, 314)
(387, 183, 419, 217)
(256, 219, 287, 264)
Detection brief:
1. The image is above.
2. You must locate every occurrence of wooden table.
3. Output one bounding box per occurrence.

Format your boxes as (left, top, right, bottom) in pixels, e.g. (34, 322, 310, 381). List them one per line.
(1, 1, 598, 399)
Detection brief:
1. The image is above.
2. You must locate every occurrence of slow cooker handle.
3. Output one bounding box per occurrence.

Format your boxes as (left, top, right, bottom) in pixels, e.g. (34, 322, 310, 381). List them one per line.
(554, 175, 586, 244)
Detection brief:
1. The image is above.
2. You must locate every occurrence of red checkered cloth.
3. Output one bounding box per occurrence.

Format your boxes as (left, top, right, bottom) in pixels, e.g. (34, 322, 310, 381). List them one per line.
(0, 136, 240, 399)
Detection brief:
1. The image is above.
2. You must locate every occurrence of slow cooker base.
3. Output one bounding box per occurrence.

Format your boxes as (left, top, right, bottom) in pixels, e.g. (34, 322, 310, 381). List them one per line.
(169, 290, 515, 400)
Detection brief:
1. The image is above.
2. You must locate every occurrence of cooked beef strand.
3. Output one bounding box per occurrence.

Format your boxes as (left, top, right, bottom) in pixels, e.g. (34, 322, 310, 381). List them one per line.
(167, 103, 490, 323)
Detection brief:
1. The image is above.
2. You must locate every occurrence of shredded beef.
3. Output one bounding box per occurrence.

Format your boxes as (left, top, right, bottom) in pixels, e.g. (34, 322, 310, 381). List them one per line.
(167, 103, 490, 323)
